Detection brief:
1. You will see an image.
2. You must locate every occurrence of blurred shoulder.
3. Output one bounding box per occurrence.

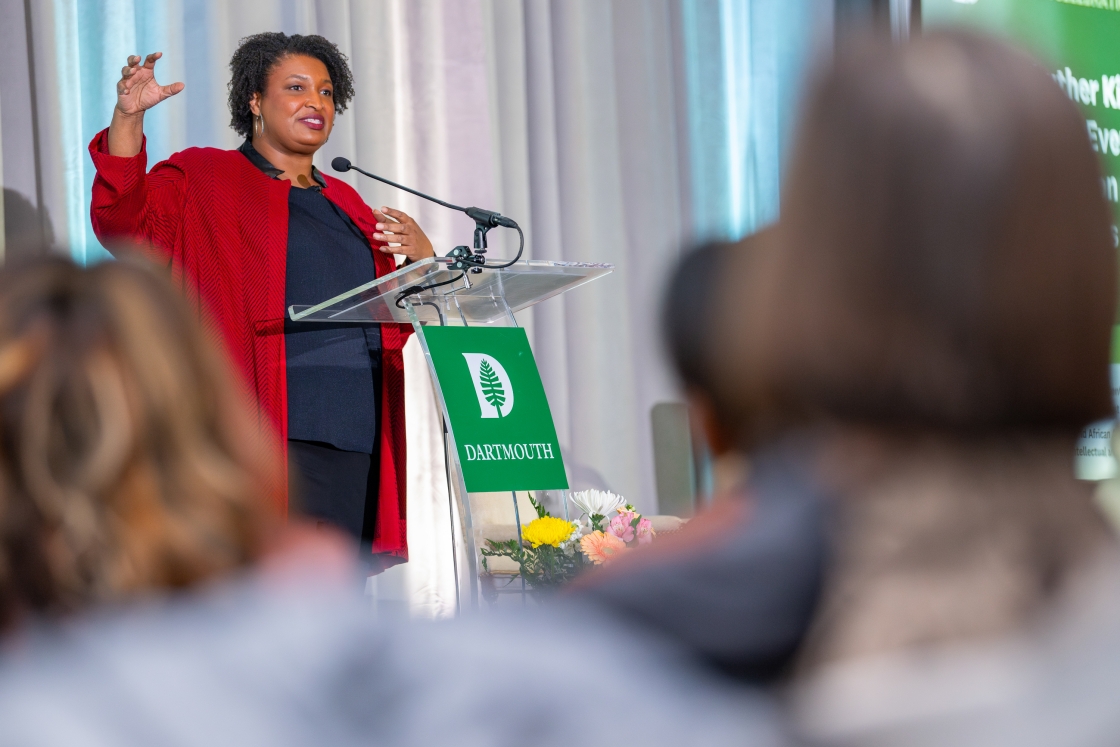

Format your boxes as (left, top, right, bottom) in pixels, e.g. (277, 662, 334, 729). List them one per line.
(0, 576, 376, 745)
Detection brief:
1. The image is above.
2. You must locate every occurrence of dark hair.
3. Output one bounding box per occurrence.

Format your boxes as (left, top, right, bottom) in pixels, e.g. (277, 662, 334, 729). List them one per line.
(722, 31, 1116, 439)
(227, 32, 355, 140)
(663, 228, 773, 437)
(0, 257, 277, 632)
(663, 241, 734, 394)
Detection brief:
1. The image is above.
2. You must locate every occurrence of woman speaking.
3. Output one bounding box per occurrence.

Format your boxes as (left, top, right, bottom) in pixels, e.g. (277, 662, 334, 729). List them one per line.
(90, 33, 433, 570)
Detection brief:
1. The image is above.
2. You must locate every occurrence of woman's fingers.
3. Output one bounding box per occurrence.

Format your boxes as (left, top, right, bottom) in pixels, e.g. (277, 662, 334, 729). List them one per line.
(374, 218, 409, 231)
(374, 227, 413, 244)
(373, 207, 435, 260)
(377, 206, 413, 224)
(120, 53, 153, 83)
(373, 229, 410, 243)
(373, 209, 410, 244)
(373, 208, 405, 225)
(121, 54, 144, 84)
(159, 82, 186, 99)
(116, 53, 180, 115)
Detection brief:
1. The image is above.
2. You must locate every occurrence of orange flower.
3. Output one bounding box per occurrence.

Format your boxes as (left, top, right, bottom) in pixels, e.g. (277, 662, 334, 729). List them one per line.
(580, 530, 627, 564)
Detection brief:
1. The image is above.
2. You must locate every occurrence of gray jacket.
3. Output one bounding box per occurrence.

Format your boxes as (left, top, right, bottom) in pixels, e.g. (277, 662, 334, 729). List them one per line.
(0, 571, 785, 747)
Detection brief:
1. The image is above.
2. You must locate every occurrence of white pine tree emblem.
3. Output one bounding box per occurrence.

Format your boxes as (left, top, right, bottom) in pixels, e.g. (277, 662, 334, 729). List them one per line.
(462, 352, 515, 418)
(479, 358, 506, 417)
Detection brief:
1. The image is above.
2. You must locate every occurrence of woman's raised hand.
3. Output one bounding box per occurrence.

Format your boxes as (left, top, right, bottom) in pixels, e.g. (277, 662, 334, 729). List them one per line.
(109, 53, 183, 157)
(116, 53, 184, 117)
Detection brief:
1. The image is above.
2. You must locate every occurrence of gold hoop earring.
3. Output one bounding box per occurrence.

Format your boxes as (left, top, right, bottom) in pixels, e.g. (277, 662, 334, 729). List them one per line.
(255, 114, 265, 137)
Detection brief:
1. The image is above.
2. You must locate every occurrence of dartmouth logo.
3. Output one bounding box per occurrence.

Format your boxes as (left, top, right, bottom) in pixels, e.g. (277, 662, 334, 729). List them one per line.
(422, 326, 568, 492)
(462, 353, 515, 418)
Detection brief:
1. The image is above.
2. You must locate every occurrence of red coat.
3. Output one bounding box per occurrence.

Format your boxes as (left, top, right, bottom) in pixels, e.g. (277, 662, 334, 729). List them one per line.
(89, 129, 411, 566)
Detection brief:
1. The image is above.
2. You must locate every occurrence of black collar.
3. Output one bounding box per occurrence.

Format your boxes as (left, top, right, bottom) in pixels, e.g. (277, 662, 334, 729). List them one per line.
(239, 140, 327, 189)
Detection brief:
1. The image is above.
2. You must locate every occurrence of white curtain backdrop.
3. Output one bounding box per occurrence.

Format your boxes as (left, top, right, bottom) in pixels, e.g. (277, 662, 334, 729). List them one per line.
(0, 0, 830, 617)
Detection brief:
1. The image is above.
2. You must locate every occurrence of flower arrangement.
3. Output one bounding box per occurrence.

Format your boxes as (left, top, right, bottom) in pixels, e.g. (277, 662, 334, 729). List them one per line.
(482, 496, 590, 588)
(482, 490, 657, 590)
(571, 490, 655, 565)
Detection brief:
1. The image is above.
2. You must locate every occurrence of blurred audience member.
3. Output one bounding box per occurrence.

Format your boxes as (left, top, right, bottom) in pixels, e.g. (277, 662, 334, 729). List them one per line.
(716, 31, 1119, 742)
(568, 229, 829, 684)
(0, 256, 784, 747)
(0, 257, 277, 634)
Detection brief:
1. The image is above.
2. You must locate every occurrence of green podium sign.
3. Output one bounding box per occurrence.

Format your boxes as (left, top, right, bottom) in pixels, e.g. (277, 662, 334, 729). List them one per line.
(423, 326, 568, 493)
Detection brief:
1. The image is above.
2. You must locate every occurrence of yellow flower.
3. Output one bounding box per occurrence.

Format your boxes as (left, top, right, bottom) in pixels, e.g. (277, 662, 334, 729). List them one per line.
(521, 516, 577, 548)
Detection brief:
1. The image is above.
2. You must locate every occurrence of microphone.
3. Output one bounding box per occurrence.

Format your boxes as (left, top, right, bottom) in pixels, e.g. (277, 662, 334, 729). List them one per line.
(331, 156, 524, 272)
(331, 157, 519, 229)
(331, 156, 524, 274)
(465, 207, 518, 230)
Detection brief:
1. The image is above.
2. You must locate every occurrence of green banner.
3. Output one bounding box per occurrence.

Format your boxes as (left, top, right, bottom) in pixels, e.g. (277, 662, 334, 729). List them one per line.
(424, 326, 568, 492)
(924, 0, 1120, 478)
(924, 0, 1120, 297)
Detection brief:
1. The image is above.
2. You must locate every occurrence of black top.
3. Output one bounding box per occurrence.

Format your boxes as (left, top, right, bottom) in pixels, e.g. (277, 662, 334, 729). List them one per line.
(240, 141, 382, 454)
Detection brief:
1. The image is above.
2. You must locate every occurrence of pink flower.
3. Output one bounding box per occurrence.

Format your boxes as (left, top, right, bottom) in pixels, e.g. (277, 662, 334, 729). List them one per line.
(616, 509, 638, 525)
(580, 531, 627, 564)
(608, 514, 635, 543)
(636, 517, 655, 545)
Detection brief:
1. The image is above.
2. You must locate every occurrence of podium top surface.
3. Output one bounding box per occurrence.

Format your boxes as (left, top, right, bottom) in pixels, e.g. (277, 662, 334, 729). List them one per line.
(288, 257, 612, 325)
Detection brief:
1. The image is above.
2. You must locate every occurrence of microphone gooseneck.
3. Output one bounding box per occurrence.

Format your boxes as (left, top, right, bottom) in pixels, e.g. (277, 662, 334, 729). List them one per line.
(331, 158, 468, 214)
(332, 156, 524, 271)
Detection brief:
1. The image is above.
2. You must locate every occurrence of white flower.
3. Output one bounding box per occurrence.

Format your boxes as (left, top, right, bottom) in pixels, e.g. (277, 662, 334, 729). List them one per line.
(569, 489, 625, 518)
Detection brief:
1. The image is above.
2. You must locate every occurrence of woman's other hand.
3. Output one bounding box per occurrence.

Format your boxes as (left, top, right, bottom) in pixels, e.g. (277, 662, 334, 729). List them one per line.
(373, 207, 436, 263)
(108, 53, 184, 157)
(116, 53, 184, 116)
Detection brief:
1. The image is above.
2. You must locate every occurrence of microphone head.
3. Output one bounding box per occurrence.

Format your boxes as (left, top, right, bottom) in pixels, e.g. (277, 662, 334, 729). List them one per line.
(331, 157, 352, 173)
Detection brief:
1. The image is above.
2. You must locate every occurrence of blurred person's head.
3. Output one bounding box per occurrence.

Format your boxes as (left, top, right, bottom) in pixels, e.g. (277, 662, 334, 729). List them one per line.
(664, 228, 775, 460)
(0, 257, 278, 633)
(714, 32, 1120, 673)
(724, 31, 1115, 444)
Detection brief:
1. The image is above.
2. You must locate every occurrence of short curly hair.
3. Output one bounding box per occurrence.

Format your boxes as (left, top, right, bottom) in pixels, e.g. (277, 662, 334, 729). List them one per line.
(227, 32, 355, 140)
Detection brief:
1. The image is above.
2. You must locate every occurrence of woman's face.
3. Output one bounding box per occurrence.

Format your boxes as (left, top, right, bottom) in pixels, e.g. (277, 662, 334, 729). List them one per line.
(250, 54, 335, 154)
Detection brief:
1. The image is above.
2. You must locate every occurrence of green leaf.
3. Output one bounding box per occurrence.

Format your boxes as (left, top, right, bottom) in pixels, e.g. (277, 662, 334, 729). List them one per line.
(529, 493, 548, 519)
(479, 358, 506, 417)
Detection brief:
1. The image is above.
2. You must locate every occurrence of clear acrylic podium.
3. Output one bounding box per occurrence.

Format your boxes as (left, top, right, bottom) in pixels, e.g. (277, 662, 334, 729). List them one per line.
(289, 257, 612, 611)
